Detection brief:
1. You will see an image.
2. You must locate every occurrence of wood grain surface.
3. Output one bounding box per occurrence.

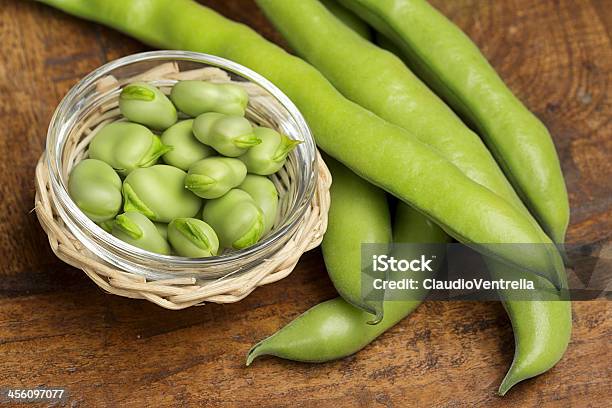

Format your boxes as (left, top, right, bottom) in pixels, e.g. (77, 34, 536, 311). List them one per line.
(1, 0, 610, 407)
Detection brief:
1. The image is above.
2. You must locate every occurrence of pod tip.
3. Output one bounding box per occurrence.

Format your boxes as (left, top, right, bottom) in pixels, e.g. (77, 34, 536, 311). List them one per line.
(245, 345, 264, 367)
(366, 307, 384, 325)
(497, 369, 522, 396)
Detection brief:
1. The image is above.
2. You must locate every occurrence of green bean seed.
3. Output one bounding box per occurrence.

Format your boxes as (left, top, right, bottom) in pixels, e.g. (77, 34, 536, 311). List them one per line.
(111, 211, 171, 255)
(238, 174, 279, 234)
(119, 82, 177, 130)
(153, 222, 169, 240)
(168, 218, 219, 257)
(161, 119, 215, 170)
(89, 121, 172, 176)
(170, 80, 249, 117)
(201, 189, 264, 250)
(122, 165, 201, 222)
(192, 112, 260, 157)
(185, 157, 247, 199)
(239, 127, 300, 175)
(68, 158, 123, 224)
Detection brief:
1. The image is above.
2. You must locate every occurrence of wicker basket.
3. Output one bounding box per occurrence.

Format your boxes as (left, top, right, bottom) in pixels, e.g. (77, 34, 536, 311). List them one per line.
(34, 61, 331, 310)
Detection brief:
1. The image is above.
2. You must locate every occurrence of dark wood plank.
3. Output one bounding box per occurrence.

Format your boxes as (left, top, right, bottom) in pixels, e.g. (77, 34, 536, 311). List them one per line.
(0, 0, 610, 407)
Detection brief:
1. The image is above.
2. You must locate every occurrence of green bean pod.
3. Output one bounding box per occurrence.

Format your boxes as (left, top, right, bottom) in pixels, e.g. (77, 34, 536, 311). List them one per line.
(320, 0, 371, 39)
(111, 211, 172, 255)
(247, 198, 449, 364)
(68, 158, 122, 224)
(238, 127, 301, 175)
(119, 82, 177, 130)
(201, 189, 264, 250)
(193, 112, 260, 157)
(185, 157, 247, 199)
(122, 165, 202, 222)
(491, 262, 572, 395)
(161, 119, 215, 170)
(257, 0, 571, 393)
(338, 0, 569, 244)
(322, 157, 391, 320)
(238, 175, 279, 235)
(89, 121, 172, 176)
(170, 80, 249, 117)
(40, 0, 565, 301)
(168, 218, 219, 257)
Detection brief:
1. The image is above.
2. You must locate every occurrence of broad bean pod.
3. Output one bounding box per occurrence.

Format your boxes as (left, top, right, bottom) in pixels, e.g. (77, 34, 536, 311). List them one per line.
(248, 183, 449, 364)
(321, 157, 391, 321)
(257, 0, 571, 393)
(338, 0, 569, 244)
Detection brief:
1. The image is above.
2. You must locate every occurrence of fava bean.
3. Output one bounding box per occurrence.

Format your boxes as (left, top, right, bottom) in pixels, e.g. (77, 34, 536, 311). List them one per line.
(89, 121, 171, 176)
(119, 82, 177, 130)
(68, 158, 122, 224)
(111, 211, 171, 255)
(201, 189, 264, 250)
(170, 80, 249, 117)
(185, 157, 247, 199)
(122, 165, 201, 222)
(161, 119, 215, 170)
(154, 222, 169, 240)
(168, 217, 219, 257)
(193, 112, 260, 157)
(238, 174, 278, 234)
(239, 127, 300, 175)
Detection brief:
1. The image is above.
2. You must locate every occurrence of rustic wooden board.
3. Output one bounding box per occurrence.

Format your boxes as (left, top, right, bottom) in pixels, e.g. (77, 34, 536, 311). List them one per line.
(0, 0, 610, 406)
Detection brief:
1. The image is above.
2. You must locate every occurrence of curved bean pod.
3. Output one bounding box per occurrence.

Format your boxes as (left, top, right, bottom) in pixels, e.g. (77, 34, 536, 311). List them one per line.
(338, 0, 569, 244)
(257, 0, 571, 393)
(320, 0, 371, 39)
(248, 174, 448, 365)
(321, 157, 391, 320)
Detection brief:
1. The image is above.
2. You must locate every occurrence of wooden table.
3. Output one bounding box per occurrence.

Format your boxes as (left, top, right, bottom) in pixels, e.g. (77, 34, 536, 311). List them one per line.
(1, 0, 610, 406)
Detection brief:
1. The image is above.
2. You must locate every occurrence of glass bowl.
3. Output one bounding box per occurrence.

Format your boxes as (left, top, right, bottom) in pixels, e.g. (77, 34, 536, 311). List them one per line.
(45, 50, 317, 281)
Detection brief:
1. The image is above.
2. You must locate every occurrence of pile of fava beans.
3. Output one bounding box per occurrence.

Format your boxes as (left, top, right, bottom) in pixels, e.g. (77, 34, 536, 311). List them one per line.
(68, 80, 301, 257)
